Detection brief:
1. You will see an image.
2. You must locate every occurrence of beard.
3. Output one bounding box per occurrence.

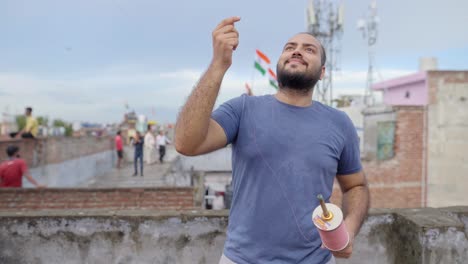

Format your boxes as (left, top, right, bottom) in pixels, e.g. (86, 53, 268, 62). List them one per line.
(277, 63, 322, 92)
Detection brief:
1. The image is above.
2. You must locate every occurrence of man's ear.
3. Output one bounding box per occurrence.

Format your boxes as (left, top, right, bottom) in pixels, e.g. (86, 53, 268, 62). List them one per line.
(319, 66, 326, 80)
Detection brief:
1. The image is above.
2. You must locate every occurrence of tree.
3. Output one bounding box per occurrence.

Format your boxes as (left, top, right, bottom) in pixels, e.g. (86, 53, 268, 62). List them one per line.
(37, 116, 49, 126)
(15, 115, 26, 131)
(52, 119, 73, 137)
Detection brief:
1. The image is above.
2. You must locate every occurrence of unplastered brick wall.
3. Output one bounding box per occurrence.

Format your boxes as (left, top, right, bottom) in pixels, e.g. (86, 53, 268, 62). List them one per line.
(0, 188, 195, 211)
(331, 106, 425, 208)
(0, 136, 114, 168)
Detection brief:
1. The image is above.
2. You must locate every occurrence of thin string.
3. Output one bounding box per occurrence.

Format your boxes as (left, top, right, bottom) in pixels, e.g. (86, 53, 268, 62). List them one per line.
(251, 103, 312, 243)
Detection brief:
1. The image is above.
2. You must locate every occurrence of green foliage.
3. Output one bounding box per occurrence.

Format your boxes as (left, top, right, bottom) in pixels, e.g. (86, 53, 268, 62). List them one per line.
(37, 116, 49, 126)
(52, 119, 73, 137)
(15, 115, 26, 131)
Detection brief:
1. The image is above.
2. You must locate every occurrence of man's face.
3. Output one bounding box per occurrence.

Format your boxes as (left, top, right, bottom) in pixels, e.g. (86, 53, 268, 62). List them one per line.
(276, 33, 325, 91)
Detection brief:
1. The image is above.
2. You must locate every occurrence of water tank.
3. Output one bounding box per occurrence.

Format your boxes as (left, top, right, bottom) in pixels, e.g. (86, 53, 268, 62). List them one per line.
(419, 57, 438, 71)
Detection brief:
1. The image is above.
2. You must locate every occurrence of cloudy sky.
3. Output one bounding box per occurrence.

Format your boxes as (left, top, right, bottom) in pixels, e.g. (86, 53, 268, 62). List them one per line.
(1, 0, 467, 124)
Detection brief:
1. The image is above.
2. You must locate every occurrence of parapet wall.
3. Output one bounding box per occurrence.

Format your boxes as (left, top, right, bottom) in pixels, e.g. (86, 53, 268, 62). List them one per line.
(0, 188, 195, 211)
(0, 207, 467, 264)
(0, 137, 115, 187)
(0, 136, 113, 168)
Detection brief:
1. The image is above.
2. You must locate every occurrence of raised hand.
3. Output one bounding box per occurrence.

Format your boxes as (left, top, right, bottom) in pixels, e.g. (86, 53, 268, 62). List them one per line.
(211, 16, 241, 71)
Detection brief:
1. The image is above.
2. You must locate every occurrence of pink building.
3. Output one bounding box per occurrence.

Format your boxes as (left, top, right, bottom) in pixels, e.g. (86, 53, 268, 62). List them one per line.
(364, 70, 468, 208)
(372, 71, 428, 105)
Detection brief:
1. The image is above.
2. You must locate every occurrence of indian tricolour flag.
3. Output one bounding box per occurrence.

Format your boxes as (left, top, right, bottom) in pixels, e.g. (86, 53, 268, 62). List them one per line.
(254, 49, 279, 90)
(254, 49, 270, 76)
(268, 68, 278, 90)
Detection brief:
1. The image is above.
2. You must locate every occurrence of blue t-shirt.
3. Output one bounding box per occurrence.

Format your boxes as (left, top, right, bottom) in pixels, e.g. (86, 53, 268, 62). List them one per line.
(212, 94, 362, 264)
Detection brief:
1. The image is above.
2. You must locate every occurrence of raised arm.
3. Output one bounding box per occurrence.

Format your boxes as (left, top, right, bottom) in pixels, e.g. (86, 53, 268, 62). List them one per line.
(175, 17, 240, 156)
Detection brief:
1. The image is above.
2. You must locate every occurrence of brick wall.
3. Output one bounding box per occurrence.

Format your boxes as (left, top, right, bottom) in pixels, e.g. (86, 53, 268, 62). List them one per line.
(0, 187, 195, 211)
(331, 106, 425, 208)
(0, 136, 114, 168)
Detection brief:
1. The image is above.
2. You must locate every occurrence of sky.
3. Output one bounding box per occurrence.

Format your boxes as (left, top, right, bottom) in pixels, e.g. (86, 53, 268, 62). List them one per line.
(1, 0, 467, 124)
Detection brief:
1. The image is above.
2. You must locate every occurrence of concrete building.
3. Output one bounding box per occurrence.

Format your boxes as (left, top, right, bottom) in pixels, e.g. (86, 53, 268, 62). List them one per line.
(361, 70, 468, 208)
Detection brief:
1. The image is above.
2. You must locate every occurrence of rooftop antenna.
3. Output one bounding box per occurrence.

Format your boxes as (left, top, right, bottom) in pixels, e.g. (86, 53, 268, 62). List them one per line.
(306, 0, 344, 105)
(357, 0, 379, 106)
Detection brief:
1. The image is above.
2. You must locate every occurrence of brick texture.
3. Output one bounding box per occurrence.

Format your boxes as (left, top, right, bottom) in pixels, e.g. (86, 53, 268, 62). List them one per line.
(332, 106, 425, 209)
(0, 188, 195, 211)
(0, 136, 114, 168)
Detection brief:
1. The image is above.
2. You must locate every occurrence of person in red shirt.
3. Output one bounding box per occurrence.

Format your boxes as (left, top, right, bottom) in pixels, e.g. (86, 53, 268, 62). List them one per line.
(0, 145, 45, 188)
(115, 130, 124, 169)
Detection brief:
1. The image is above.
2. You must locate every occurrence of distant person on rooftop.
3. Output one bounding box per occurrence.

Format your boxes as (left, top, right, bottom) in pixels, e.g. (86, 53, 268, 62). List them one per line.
(156, 130, 171, 163)
(115, 130, 124, 169)
(144, 125, 157, 164)
(0, 145, 45, 188)
(133, 131, 144, 176)
(10, 107, 38, 139)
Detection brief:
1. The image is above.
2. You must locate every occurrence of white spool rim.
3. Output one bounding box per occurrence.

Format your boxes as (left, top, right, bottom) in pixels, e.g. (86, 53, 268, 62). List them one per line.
(312, 203, 343, 231)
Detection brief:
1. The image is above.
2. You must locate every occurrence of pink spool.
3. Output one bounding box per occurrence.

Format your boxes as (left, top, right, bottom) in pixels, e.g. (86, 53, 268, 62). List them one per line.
(312, 203, 349, 251)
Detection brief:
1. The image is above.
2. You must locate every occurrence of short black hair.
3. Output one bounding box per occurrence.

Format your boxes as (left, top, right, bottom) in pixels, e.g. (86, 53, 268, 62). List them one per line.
(116, 130, 121, 135)
(298, 32, 326, 67)
(6, 145, 19, 157)
(26, 107, 33, 113)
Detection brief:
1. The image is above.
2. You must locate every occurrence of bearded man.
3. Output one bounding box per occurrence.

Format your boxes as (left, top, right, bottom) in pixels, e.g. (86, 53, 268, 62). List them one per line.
(175, 17, 370, 264)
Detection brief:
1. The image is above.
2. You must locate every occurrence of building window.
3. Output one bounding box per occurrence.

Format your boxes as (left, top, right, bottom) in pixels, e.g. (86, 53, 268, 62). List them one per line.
(377, 121, 395, 160)
(405, 91, 411, 98)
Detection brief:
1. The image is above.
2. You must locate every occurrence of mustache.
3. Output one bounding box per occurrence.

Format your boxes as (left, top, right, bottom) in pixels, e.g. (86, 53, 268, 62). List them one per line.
(285, 55, 307, 66)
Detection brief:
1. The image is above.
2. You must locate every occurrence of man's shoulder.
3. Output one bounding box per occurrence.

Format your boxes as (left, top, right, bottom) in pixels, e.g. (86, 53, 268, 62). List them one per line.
(223, 94, 270, 105)
(15, 159, 27, 166)
(4, 159, 27, 167)
(315, 102, 351, 120)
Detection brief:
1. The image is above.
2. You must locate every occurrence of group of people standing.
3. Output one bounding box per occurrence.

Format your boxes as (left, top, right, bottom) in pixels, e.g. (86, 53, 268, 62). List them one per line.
(114, 126, 171, 177)
(143, 128, 171, 165)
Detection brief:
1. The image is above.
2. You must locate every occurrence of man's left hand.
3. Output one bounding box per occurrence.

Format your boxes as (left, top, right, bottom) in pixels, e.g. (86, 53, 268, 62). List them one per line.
(332, 219, 355, 259)
(331, 236, 353, 259)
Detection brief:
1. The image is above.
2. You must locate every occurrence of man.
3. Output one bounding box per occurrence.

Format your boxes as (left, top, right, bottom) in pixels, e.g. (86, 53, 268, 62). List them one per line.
(156, 130, 171, 163)
(0, 145, 45, 188)
(144, 126, 157, 164)
(133, 131, 144, 176)
(10, 107, 39, 139)
(175, 17, 370, 264)
(115, 130, 124, 169)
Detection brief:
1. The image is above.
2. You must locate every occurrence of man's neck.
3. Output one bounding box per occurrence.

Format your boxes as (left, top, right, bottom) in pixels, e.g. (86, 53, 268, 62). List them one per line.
(275, 88, 313, 107)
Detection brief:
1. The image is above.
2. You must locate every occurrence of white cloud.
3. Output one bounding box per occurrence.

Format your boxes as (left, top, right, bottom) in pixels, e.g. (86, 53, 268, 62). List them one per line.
(332, 69, 414, 95)
(0, 66, 251, 123)
(0, 67, 416, 123)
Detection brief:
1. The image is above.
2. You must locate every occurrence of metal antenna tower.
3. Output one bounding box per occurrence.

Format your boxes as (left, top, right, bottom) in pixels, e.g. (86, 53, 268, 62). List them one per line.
(357, 0, 379, 106)
(306, 0, 344, 105)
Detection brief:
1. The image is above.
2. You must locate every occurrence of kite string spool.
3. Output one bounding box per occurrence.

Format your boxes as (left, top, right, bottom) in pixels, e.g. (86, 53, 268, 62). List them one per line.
(312, 195, 349, 251)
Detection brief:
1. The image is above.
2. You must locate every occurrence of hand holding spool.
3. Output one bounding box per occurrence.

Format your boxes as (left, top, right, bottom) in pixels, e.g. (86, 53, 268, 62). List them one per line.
(312, 194, 349, 251)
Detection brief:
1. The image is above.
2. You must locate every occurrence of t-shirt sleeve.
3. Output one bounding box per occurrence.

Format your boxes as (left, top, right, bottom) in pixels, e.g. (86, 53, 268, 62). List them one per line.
(211, 95, 245, 144)
(19, 160, 28, 175)
(337, 113, 362, 175)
